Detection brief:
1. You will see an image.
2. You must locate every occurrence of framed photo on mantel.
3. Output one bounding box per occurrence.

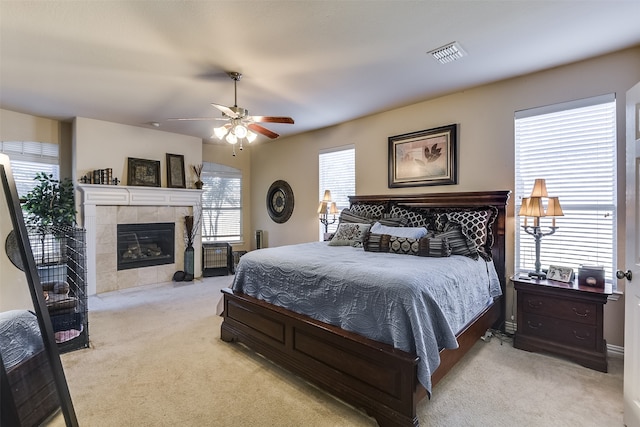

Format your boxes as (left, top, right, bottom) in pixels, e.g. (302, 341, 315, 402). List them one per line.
(127, 157, 160, 187)
(166, 153, 186, 188)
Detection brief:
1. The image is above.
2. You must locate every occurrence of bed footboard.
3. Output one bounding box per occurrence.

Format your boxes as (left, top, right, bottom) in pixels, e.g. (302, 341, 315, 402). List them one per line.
(221, 288, 422, 427)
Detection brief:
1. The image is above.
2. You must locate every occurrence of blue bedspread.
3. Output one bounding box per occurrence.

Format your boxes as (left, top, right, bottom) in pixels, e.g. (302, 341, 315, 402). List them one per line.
(232, 241, 501, 393)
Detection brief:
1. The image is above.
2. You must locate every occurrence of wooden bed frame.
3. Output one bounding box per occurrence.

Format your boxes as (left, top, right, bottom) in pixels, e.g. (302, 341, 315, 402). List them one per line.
(220, 190, 510, 427)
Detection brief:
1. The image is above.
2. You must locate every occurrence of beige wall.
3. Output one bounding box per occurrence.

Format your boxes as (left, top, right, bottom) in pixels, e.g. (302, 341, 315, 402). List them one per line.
(73, 117, 202, 192)
(249, 47, 640, 347)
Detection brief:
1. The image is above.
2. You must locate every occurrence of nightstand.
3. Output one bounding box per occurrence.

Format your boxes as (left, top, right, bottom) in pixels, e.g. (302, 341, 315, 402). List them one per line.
(511, 275, 612, 372)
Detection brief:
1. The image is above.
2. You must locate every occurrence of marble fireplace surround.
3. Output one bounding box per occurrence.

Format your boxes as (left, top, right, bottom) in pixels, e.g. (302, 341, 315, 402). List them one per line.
(79, 184, 202, 295)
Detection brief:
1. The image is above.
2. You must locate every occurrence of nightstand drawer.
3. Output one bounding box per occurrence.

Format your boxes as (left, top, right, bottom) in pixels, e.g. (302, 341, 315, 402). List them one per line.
(520, 293, 598, 325)
(521, 313, 597, 350)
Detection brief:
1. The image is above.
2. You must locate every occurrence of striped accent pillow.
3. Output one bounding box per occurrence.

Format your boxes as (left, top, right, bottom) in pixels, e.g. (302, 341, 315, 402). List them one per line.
(433, 223, 479, 259)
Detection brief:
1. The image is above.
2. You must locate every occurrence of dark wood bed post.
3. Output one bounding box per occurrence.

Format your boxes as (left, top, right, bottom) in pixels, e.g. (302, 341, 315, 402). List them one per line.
(221, 190, 510, 427)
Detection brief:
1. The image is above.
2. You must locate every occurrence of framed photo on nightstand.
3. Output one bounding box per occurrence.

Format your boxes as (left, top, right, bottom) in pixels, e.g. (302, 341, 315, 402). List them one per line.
(547, 265, 574, 283)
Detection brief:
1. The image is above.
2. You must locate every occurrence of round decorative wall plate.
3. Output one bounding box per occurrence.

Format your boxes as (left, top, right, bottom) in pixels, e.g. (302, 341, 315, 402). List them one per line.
(266, 180, 294, 223)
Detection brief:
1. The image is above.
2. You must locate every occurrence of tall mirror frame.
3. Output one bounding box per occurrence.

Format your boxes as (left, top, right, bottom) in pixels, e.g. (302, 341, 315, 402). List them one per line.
(0, 154, 78, 426)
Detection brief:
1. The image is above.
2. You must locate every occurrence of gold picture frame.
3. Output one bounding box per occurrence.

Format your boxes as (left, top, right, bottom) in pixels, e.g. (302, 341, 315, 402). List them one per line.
(388, 124, 458, 187)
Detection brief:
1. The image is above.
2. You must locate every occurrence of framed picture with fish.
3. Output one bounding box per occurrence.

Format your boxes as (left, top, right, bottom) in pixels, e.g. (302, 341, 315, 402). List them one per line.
(388, 124, 458, 188)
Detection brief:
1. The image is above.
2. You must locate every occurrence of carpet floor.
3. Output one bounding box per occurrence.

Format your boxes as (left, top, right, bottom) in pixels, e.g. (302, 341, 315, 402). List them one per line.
(49, 276, 623, 426)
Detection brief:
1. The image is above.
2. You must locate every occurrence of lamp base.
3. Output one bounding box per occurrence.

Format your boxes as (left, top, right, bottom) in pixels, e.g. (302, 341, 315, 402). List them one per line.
(528, 271, 547, 280)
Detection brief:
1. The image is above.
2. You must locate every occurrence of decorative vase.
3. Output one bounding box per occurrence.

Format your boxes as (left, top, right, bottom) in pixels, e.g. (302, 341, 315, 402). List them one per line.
(194, 180, 203, 189)
(184, 244, 195, 280)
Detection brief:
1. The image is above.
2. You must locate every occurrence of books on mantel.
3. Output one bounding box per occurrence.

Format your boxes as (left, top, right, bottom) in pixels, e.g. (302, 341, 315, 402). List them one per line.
(89, 168, 113, 185)
(578, 265, 605, 288)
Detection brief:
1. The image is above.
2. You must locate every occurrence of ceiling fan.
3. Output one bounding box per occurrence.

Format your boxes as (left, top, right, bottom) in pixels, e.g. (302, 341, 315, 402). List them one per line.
(169, 72, 294, 155)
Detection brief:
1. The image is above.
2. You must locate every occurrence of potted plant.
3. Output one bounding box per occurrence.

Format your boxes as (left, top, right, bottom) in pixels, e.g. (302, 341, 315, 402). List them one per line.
(22, 172, 76, 280)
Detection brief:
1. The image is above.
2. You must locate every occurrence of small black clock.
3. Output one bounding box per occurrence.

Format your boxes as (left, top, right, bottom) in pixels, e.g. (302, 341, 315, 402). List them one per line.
(266, 180, 294, 223)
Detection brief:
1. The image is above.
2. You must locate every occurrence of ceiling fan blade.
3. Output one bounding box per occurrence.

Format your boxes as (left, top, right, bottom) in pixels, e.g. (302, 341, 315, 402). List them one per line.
(250, 116, 294, 124)
(248, 123, 279, 139)
(211, 103, 239, 118)
(167, 117, 227, 121)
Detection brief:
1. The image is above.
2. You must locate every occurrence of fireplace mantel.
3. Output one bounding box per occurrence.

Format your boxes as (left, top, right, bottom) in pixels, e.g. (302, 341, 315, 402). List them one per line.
(79, 184, 202, 207)
(79, 184, 202, 295)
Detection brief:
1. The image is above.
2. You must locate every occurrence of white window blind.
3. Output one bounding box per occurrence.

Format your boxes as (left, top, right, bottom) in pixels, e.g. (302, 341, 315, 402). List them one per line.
(200, 162, 242, 242)
(1, 141, 60, 197)
(319, 146, 355, 237)
(515, 94, 616, 283)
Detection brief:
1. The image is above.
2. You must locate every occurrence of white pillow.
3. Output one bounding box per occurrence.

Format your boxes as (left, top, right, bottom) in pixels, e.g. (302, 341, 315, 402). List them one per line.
(370, 222, 428, 239)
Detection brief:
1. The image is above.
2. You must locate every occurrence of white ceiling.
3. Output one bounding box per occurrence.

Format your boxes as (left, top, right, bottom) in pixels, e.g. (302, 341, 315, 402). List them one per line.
(1, 1, 639, 145)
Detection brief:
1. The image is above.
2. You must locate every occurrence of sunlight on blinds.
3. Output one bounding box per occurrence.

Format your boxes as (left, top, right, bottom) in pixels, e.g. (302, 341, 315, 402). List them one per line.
(515, 94, 616, 282)
(319, 146, 355, 236)
(201, 162, 242, 242)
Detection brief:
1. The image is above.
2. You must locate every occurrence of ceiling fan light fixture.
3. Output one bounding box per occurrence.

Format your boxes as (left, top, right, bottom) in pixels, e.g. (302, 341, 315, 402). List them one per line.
(428, 41, 467, 64)
(234, 123, 248, 139)
(226, 133, 238, 144)
(246, 130, 257, 143)
(213, 126, 228, 140)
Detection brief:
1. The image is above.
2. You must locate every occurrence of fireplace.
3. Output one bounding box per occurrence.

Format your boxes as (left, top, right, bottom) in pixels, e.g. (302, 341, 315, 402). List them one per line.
(79, 185, 202, 295)
(117, 223, 175, 270)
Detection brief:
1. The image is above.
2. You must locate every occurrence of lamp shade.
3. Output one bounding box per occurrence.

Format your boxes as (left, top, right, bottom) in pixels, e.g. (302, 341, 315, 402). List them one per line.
(546, 197, 564, 217)
(530, 179, 549, 198)
(322, 190, 332, 202)
(527, 197, 545, 217)
(518, 197, 530, 216)
(213, 125, 229, 140)
(317, 201, 327, 214)
(329, 202, 338, 215)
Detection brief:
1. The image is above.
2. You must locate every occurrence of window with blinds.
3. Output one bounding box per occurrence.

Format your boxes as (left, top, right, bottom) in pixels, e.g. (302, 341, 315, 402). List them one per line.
(200, 162, 242, 242)
(319, 146, 355, 238)
(515, 94, 616, 284)
(1, 141, 60, 198)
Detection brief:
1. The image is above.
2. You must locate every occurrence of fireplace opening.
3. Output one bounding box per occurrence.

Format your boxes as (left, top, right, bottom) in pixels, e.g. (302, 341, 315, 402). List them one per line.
(117, 223, 175, 270)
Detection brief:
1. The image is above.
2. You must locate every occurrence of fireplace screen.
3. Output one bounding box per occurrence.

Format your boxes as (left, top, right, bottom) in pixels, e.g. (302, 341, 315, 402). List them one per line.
(117, 223, 175, 270)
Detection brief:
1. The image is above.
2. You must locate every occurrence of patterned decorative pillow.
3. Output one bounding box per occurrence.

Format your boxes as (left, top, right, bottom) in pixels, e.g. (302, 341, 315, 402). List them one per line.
(362, 232, 391, 252)
(349, 203, 386, 219)
(445, 208, 497, 260)
(388, 204, 430, 228)
(389, 236, 421, 255)
(328, 222, 372, 247)
(418, 235, 452, 258)
(370, 222, 428, 239)
(379, 215, 409, 227)
(339, 209, 375, 224)
(434, 223, 479, 259)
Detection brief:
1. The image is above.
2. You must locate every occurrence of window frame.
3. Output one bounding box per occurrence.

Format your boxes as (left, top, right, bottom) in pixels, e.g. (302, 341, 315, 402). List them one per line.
(318, 145, 355, 239)
(200, 162, 243, 243)
(514, 94, 617, 285)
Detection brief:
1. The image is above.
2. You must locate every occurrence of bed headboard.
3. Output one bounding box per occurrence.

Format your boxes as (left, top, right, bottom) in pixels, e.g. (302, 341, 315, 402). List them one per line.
(349, 190, 511, 327)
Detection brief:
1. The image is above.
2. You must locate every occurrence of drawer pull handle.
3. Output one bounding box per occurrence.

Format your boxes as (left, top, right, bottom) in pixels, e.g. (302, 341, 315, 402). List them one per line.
(527, 300, 543, 309)
(572, 308, 590, 317)
(573, 330, 590, 340)
(527, 321, 543, 329)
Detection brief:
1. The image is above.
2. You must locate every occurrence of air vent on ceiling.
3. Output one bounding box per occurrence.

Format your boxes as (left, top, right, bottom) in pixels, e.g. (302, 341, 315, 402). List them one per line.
(428, 42, 467, 64)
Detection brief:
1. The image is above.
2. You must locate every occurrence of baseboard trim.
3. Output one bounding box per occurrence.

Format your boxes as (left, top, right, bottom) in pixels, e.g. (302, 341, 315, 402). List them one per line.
(607, 344, 624, 358)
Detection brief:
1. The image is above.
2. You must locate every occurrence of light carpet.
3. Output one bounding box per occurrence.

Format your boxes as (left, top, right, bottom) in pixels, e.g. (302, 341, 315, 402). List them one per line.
(49, 276, 623, 426)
